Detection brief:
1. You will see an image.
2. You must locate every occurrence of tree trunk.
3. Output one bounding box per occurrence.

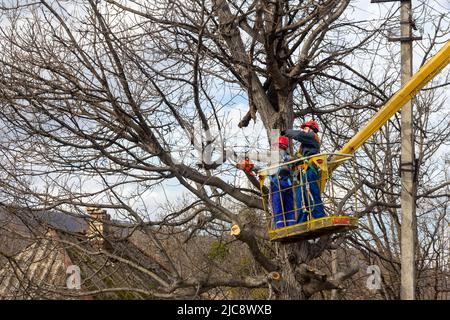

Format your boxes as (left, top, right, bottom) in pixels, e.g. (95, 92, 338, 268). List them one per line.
(278, 242, 310, 299)
(272, 89, 295, 131)
(270, 88, 314, 299)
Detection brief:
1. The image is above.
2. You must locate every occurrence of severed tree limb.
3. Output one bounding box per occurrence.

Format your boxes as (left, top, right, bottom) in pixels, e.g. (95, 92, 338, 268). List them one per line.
(231, 226, 279, 272)
(299, 259, 359, 297)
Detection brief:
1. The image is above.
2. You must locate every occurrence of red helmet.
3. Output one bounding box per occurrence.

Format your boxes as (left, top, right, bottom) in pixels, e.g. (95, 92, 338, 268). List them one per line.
(273, 136, 289, 149)
(301, 120, 320, 132)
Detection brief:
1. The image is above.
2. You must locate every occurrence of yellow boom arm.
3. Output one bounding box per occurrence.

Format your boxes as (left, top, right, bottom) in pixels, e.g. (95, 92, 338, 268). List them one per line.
(330, 40, 450, 171)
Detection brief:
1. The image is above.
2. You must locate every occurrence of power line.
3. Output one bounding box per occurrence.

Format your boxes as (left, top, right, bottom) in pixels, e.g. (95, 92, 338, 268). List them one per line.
(419, 1, 450, 24)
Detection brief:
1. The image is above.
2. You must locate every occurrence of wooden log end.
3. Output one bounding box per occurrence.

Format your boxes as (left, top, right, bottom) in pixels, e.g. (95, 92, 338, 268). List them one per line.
(269, 271, 281, 281)
(230, 224, 241, 236)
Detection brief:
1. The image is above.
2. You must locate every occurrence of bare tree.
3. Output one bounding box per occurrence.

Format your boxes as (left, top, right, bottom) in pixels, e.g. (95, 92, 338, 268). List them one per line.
(0, 0, 448, 299)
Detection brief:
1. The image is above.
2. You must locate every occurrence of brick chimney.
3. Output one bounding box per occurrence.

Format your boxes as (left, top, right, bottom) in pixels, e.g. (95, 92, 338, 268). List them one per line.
(86, 207, 110, 250)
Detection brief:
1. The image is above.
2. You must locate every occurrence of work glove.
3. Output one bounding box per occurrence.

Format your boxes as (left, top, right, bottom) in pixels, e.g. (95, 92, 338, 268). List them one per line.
(237, 158, 255, 176)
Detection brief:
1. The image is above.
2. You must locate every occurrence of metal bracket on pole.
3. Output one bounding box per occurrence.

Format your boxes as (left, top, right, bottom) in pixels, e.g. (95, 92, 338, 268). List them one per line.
(400, 162, 415, 176)
(388, 36, 423, 42)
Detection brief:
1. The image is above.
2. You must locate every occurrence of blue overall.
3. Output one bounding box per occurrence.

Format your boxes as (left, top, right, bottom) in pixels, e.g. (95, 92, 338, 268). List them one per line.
(296, 166, 326, 223)
(271, 175, 296, 228)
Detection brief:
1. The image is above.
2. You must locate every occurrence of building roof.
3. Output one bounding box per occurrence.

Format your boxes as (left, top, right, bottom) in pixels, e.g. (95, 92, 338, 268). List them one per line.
(0, 205, 164, 299)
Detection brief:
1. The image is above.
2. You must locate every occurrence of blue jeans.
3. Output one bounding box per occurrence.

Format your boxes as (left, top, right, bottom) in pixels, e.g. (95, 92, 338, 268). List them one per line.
(295, 167, 326, 223)
(271, 176, 296, 228)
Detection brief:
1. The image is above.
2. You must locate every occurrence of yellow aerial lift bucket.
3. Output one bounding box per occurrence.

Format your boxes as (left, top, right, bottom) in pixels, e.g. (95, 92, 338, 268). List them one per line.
(258, 153, 359, 242)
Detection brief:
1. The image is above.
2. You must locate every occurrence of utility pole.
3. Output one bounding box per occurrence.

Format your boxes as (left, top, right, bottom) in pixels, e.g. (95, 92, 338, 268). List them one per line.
(372, 0, 420, 300)
(398, 0, 417, 301)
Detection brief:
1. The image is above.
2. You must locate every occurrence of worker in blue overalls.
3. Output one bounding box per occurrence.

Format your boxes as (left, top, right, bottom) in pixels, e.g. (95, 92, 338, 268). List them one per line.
(269, 136, 296, 228)
(236, 136, 295, 229)
(282, 120, 326, 223)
